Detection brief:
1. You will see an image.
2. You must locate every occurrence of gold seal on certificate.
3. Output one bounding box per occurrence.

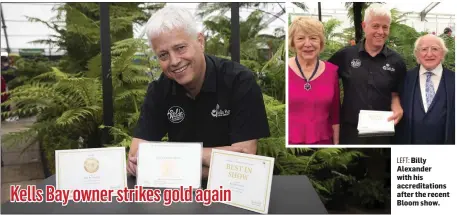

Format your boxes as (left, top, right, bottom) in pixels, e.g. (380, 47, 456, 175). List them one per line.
(55, 147, 127, 194)
(137, 142, 202, 189)
(160, 160, 176, 177)
(207, 149, 275, 214)
(84, 157, 99, 173)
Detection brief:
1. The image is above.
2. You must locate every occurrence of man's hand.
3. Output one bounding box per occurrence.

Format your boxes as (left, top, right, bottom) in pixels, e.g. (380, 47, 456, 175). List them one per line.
(127, 138, 143, 176)
(231, 140, 257, 154)
(388, 108, 403, 125)
(127, 155, 137, 176)
(202, 146, 244, 167)
(389, 93, 403, 125)
(202, 140, 257, 167)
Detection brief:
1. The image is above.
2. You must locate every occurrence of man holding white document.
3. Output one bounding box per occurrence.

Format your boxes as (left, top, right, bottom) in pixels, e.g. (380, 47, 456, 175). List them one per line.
(327, 4, 407, 144)
(126, 6, 270, 180)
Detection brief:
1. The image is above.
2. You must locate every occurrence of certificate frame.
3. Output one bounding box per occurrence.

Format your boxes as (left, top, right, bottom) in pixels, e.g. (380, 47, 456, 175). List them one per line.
(136, 141, 203, 189)
(55, 147, 128, 192)
(207, 149, 275, 214)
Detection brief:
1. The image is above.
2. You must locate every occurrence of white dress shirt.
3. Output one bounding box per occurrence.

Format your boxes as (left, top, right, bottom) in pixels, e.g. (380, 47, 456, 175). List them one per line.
(419, 64, 443, 112)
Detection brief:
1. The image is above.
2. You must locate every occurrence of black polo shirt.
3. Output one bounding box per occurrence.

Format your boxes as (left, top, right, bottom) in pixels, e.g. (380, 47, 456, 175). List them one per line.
(328, 40, 407, 125)
(133, 54, 270, 147)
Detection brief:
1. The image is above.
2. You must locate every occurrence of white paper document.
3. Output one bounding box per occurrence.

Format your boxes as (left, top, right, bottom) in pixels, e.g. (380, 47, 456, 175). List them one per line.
(136, 142, 202, 189)
(207, 149, 275, 214)
(357, 110, 395, 136)
(55, 147, 127, 193)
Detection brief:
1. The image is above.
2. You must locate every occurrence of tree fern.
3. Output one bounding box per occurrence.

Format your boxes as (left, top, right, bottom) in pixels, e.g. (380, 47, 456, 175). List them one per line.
(115, 89, 147, 103)
(32, 67, 69, 82)
(2, 68, 104, 151)
(56, 106, 102, 127)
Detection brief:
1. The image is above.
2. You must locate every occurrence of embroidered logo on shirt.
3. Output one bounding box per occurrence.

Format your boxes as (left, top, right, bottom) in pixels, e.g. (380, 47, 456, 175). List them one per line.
(351, 59, 361, 68)
(211, 104, 230, 118)
(382, 63, 395, 72)
(167, 106, 185, 123)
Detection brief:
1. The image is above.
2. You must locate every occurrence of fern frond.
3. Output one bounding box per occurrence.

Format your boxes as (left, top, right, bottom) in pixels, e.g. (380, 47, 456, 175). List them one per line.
(56, 106, 101, 127)
(99, 125, 132, 139)
(32, 67, 69, 81)
(257, 137, 286, 158)
(121, 75, 151, 85)
(261, 41, 285, 72)
(1, 127, 38, 150)
(56, 77, 102, 107)
(115, 89, 146, 102)
(86, 54, 102, 78)
(127, 111, 141, 127)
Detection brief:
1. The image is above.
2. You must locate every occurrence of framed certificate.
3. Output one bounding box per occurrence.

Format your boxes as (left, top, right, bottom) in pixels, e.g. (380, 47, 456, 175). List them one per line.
(55, 147, 127, 193)
(207, 149, 275, 214)
(136, 142, 202, 189)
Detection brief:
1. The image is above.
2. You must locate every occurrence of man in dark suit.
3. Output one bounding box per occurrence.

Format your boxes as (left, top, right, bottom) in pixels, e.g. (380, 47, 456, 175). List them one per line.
(397, 34, 455, 144)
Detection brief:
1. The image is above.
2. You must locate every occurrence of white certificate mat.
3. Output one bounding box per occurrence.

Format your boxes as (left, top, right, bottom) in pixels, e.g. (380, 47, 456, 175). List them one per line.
(55, 147, 127, 192)
(357, 110, 395, 136)
(137, 142, 202, 189)
(207, 149, 275, 214)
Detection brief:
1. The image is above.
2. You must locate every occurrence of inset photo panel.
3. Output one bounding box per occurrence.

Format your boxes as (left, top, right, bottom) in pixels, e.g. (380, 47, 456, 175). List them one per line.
(276, 147, 392, 214)
(286, 1, 455, 146)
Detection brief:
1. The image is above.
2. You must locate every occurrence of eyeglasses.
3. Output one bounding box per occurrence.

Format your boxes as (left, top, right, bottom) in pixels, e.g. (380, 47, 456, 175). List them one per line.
(418, 46, 442, 54)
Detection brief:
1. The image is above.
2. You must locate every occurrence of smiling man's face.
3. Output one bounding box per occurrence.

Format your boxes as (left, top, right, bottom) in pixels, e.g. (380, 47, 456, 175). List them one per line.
(416, 35, 445, 70)
(151, 28, 205, 87)
(362, 14, 390, 49)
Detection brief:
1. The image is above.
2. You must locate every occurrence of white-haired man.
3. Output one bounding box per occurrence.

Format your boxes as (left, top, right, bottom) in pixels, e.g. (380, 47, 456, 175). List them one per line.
(127, 7, 270, 178)
(396, 34, 454, 144)
(327, 3, 407, 144)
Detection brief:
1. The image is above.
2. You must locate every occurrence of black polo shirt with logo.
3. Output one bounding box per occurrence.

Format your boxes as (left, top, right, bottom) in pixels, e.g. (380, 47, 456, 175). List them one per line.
(133, 55, 271, 147)
(327, 40, 407, 144)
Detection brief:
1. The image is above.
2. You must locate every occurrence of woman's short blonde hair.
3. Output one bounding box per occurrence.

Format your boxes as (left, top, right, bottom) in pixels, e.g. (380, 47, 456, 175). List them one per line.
(288, 16, 325, 53)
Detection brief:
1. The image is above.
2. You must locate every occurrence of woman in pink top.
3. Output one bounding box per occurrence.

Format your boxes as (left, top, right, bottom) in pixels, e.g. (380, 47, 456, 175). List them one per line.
(288, 17, 340, 145)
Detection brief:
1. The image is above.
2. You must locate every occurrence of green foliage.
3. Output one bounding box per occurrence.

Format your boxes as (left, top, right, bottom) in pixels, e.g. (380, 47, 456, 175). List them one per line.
(3, 57, 55, 89)
(1, 69, 103, 171)
(202, 6, 284, 64)
(197, 2, 282, 19)
(386, 9, 422, 69)
(441, 34, 455, 71)
(2, 37, 154, 172)
(28, 3, 165, 73)
(258, 42, 285, 103)
(202, 5, 285, 103)
(348, 179, 390, 207)
(320, 18, 345, 60)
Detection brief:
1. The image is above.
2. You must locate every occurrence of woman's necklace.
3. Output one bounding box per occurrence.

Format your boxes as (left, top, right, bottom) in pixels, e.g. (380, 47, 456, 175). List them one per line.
(295, 56, 319, 91)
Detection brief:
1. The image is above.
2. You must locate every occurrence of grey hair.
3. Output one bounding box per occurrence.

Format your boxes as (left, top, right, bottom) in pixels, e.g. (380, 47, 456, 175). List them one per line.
(364, 3, 392, 23)
(414, 34, 449, 63)
(141, 6, 198, 51)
